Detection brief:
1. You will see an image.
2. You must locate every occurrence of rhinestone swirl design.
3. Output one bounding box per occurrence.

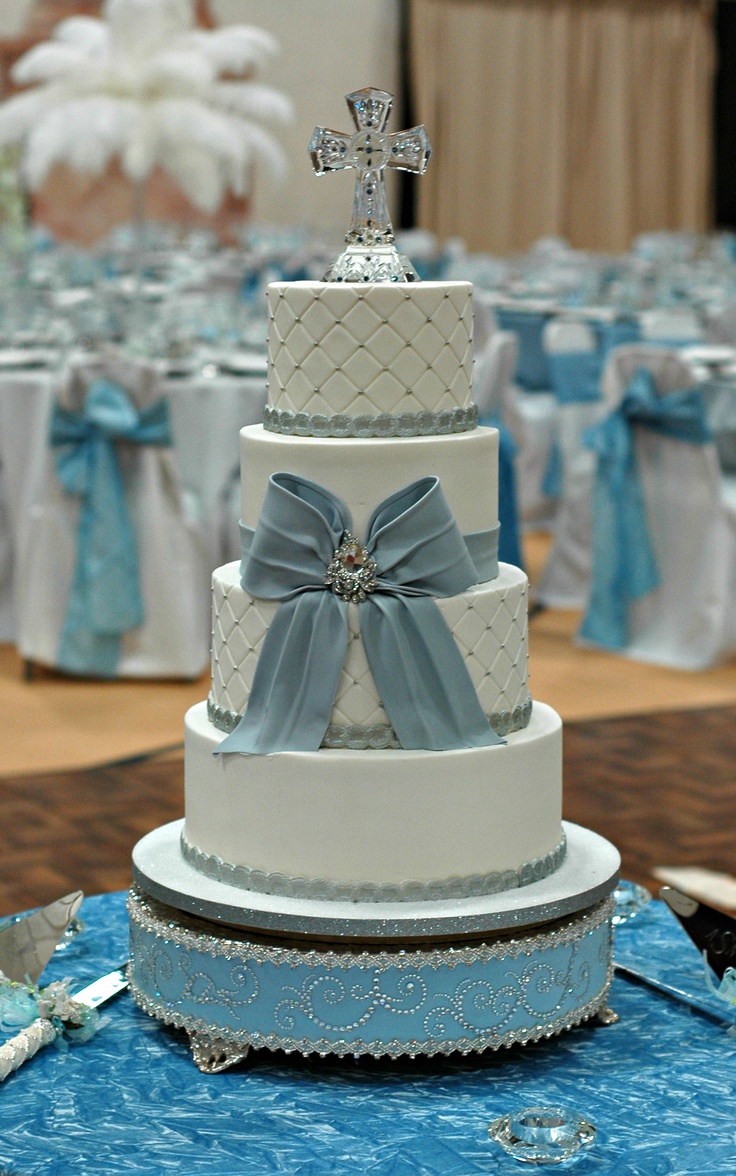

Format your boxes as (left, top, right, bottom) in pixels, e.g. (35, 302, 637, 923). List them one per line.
(127, 888, 615, 1061)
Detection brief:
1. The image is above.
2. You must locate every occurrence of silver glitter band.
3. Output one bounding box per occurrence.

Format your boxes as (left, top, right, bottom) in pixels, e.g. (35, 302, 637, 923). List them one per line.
(207, 695, 533, 746)
(263, 403, 478, 438)
(179, 828, 567, 904)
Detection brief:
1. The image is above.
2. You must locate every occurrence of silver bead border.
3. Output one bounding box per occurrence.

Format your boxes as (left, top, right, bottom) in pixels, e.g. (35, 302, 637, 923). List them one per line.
(126, 887, 615, 1060)
(207, 695, 533, 746)
(263, 403, 478, 438)
(179, 828, 567, 904)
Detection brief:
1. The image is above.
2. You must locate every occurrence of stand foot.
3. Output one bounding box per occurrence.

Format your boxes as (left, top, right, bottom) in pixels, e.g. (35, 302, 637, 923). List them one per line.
(595, 1005, 619, 1026)
(189, 1032, 250, 1074)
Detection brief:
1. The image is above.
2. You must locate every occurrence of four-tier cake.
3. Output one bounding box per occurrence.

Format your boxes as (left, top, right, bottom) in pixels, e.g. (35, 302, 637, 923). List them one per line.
(128, 89, 619, 1071)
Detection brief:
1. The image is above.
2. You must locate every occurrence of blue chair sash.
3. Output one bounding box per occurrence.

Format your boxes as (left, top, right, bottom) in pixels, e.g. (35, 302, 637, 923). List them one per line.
(495, 308, 550, 391)
(217, 473, 505, 755)
(590, 318, 641, 357)
(579, 368, 711, 650)
(547, 350, 603, 405)
(479, 415, 523, 570)
(50, 378, 172, 676)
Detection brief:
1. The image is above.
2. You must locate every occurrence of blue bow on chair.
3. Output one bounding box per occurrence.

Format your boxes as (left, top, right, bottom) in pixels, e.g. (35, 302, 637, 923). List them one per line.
(217, 473, 505, 755)
(50, 378, 172, 676)
(579, 368, 711, 650)
(478, 414, 523, 570)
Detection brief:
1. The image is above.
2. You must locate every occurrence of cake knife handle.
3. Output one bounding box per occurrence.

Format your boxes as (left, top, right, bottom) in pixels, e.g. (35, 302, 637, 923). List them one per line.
(0, 1016, 58, 1081)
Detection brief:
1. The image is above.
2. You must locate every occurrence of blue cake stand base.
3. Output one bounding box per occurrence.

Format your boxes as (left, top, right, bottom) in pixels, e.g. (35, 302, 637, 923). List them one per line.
(128, 822, 619, 1071)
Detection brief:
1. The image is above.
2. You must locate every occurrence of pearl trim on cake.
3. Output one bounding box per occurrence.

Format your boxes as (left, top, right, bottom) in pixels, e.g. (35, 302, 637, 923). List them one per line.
(179, 827, 567, 903)
(263, 403, 478, 438)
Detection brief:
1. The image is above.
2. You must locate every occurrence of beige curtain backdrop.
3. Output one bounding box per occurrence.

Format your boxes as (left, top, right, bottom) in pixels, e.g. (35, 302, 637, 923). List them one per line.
(409, 0, 715, 253)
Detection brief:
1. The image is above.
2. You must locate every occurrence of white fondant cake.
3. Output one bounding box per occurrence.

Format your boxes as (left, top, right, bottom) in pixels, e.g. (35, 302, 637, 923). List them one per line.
(183, 700, 563, 900)
(209, 559, 532, 743)
(129, 97, 618, 1068)
(240, 426, 498, 537)
(266, 281, 474, 424)
(180, 277, 564, 902)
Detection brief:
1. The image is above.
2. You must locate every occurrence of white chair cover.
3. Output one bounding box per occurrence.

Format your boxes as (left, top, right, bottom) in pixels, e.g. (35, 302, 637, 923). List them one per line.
(16, 350, 211, 678)
(473, 330, 518, 420)
(534, 319, 605, 608)
(580, 344, 736, 669)
(639, 307, 703, 343)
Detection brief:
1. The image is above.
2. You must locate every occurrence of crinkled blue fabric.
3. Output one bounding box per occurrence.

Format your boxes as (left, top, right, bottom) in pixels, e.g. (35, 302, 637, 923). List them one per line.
(2, 891, 736, 1175)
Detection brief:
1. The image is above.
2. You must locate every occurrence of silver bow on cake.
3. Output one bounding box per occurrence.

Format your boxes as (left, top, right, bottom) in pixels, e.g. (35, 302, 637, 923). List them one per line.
(216, 474, 504, 755)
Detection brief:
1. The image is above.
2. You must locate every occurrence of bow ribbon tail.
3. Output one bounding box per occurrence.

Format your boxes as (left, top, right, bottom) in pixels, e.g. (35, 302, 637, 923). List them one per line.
(215, 591, 349, 754)
(361, 594, 504, 751)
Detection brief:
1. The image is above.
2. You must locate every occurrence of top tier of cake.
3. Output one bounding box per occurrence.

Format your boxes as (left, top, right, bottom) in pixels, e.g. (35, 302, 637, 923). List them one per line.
(264, 281, 475, 436)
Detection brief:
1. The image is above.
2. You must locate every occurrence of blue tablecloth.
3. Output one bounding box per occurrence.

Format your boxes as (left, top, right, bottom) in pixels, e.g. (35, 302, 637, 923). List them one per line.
(2, 891, 735, 1175)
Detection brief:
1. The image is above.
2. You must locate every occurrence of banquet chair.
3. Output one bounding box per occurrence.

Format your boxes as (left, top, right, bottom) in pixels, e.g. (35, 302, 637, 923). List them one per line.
(578, 344, 736, 669)
(639, 308, 703, 345)
(0, 490, 13, 639)
(472, 288, 499, 355)
(497, 307, 559, 528)
(704, 303, 736, 347)
(534, 319, 606, 608)
(16, 349, 211, 678)
(473, 330, 523, 568)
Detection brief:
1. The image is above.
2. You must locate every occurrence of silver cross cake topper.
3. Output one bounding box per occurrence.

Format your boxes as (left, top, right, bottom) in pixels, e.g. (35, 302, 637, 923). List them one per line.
(309, 87, 431, 282)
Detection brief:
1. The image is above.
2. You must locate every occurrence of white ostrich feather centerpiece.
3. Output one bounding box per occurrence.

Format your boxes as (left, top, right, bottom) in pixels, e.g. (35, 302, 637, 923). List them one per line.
(0, 0, 292, 214)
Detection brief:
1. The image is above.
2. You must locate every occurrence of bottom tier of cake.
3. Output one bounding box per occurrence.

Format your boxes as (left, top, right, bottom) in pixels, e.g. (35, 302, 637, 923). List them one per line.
(127, 822, 619, 1069)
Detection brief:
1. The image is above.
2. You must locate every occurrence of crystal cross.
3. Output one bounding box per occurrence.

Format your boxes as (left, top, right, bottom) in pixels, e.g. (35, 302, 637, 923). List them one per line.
(309, 88, 431, 281)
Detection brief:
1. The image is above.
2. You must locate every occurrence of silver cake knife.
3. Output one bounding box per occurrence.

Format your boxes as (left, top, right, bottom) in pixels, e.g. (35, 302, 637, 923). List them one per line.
(0, 966, 129, 1081)
(0, 890, 84, 983)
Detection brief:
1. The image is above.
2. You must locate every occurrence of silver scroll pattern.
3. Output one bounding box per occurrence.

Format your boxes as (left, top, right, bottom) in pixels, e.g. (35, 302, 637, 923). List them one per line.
(127, 886, 615, 1061)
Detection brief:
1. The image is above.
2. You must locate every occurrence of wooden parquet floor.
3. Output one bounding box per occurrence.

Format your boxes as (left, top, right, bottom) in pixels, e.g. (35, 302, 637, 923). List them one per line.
(1, 705, 735, 917)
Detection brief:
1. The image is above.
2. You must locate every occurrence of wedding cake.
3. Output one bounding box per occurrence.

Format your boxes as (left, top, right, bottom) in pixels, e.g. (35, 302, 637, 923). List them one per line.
(128, 90, 619, 1070)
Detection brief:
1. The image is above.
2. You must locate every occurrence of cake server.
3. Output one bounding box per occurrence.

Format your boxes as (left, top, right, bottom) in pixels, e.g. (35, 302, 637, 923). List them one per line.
(660, 885, 736, 980)
(0, 890, 84, 984)
(613, 962, 733, 1026)
(0, 965, 129, 1082)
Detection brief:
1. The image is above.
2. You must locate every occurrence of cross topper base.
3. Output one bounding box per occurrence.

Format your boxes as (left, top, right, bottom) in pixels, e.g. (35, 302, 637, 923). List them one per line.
(324, 245, 419, 283)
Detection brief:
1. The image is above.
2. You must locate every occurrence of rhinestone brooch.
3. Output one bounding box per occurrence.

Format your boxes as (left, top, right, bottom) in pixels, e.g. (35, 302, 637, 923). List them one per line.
(325, 533, 378, 603)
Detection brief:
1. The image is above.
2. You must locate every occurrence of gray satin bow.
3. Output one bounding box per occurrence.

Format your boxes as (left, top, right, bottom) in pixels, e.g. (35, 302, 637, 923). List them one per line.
(216, 473, 504, 754)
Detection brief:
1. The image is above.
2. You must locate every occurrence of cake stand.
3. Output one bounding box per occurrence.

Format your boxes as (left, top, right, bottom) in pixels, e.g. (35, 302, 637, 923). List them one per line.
(128, 820, 620, 1072)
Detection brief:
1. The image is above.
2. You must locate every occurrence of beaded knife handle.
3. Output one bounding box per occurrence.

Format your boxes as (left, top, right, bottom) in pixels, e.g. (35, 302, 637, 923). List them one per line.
(0, 1017, 58, 1081)
(0, 967, 128, 1081)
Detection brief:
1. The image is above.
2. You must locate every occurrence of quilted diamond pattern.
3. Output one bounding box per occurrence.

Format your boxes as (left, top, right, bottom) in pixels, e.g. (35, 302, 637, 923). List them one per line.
(267, 283, 473, 418)
(210, 564, 531, 726)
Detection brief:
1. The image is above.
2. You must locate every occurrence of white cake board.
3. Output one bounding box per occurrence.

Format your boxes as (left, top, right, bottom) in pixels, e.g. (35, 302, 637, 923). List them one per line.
(132, 820, 620, 940)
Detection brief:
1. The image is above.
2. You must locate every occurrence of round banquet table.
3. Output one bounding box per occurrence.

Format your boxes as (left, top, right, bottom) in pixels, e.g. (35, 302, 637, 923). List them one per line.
(1, 890, 735, 1174)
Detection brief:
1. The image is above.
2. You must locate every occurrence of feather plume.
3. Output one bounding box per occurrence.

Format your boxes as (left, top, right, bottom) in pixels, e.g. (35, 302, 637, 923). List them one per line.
(11, 44, 90, 86)
(52, 18, 110, 54)
(210, 82, 293, 125)
(0, 0, 292, 209)
(182, 27, 278, 75)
